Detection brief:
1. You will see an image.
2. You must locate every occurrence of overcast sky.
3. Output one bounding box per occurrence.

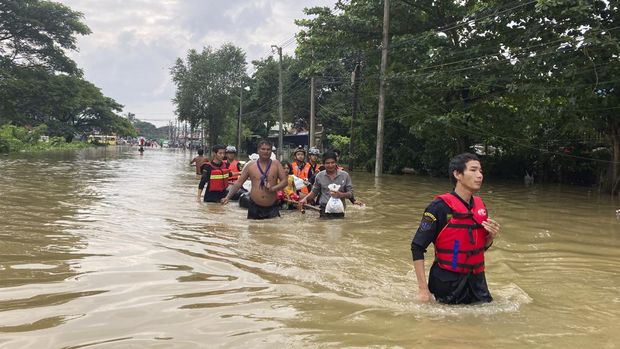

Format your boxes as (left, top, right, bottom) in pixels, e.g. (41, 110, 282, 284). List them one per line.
(56, 0, 335, 127)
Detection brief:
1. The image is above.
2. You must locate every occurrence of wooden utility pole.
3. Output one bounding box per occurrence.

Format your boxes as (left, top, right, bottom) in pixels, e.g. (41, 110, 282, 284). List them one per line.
(310, 76, 316, 148)
(375, 0, 390, 177)
(349, 63, 361, 172)
(272, 45, 284, 160)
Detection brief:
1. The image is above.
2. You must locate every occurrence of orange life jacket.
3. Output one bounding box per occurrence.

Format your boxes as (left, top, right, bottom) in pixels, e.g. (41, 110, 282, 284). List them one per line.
(434, 193, 488, 274)
(205, 162, 230, 192)
(227, 159, 240, 182)
(293, 161, 312, 194)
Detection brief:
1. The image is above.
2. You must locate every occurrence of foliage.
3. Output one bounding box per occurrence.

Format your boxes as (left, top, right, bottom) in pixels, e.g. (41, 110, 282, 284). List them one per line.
(326, 134, 350, 160)
(0, 0, 135, 144)
(0, 124, 91, 153)
(289, 0, 620, 192)
(0, 0, 91, 74)
(171, 44, 247, 147)
(0, 66, 135, 140)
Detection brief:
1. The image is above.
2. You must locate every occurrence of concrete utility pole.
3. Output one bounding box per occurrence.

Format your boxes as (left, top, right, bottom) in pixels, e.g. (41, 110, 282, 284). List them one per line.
(310, 76, 316, 148)
(375, 0, 390, 177)
(237, 86, 243, 152)
(272, 45, 284, 160)
(349, 63, 361, 172)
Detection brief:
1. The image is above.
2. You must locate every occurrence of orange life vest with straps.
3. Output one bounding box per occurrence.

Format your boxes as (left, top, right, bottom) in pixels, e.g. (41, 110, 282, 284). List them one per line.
(206, 162, 230, 192)
(227, 159, 240, 183)
(293, 161, 312, 194)
(434, 193, 488, 274)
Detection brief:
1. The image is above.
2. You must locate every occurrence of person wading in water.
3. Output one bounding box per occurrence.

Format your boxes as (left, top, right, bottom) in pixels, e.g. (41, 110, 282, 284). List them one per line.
(197, 144, 230, 203)
(189, 148, 208, 178)
(411, 153, 500, 304)
(222, 139, 288, 220)
(298, 151, 353, 219)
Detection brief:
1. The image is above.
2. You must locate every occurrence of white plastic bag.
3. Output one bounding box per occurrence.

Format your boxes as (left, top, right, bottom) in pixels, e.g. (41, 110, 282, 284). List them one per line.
(292, 175, 306, 190)
(325, 183, 345, 213)
(242, 180, 252, 192)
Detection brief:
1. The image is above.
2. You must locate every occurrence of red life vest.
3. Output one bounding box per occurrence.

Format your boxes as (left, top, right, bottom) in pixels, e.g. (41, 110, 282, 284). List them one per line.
(293, 161, 312, 194)
(206, 162, 230, 192)
(228, 159, 240, 183)
(434, 193, 488, 274)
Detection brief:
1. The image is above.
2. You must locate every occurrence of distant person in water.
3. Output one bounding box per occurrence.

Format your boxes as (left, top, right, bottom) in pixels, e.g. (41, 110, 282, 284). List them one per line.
(411, 153, 500, 304)
(189, 148, 208, 176)
(222, 139, 287, 219)
(197, 144, 230, 203)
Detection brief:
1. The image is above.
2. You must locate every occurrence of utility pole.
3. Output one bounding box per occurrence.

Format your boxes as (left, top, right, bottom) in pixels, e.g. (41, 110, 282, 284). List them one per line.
(375, 0, 390, 177)
(238, 86, 243, 152)
(272, 45, 284, 160)
(310, 76, 316, 148)
(201, 121, 205, 151)
(349, 63, 361, 172)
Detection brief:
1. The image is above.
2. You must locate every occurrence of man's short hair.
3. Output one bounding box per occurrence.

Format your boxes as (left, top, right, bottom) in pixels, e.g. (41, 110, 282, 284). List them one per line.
(212, 144, 226, 153)
(449, 153, 480, 184)
(257, 139, 272, 149)
(322, 151, 337, 163)
(197, 149, 204, 156)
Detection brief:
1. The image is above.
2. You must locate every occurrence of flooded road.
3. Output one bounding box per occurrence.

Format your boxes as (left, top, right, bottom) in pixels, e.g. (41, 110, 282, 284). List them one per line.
(0, 147, 618, 348)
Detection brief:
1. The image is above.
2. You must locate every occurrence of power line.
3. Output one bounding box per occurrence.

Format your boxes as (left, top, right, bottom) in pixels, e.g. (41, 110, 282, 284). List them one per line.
(389, 0, 538, 51)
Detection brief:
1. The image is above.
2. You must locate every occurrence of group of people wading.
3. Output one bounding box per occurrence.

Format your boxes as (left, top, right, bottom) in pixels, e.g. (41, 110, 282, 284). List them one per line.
(192, 144, 502, 305)
(193, 139, 356, 220)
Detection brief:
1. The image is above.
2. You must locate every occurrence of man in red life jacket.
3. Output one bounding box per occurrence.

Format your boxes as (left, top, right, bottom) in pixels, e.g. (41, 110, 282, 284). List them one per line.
(411, 153, 500, 304)
(224, 145, 242, 183)
(197, 144, 230, 203)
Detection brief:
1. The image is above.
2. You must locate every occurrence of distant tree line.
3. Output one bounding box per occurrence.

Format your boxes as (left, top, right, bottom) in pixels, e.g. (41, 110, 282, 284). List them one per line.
(172, 1, 619, 194)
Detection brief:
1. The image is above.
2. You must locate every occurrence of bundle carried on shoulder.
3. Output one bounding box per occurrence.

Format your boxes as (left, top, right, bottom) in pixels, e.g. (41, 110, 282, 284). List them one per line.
(325, 183, 345, 214)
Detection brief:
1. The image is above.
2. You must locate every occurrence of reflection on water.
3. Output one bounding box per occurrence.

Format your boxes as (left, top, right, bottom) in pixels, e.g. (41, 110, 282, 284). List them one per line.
(0, 147, 619, 348)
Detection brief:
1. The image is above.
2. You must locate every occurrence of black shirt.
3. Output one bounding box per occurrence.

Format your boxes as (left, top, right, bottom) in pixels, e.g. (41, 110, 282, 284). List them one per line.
(411, 191, 493, 304)
(198, 161, 229, 202)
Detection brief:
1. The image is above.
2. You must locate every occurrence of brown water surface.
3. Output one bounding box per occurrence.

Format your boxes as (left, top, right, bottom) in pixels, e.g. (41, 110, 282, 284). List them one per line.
(0, 147, 618, 348)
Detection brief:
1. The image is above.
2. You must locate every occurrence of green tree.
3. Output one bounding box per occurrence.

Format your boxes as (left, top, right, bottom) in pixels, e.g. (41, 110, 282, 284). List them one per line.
(0, 0, 134, 142)
(0, 0, 90, 74)
(171, 43, 247, 147)
(293, 0, 619, 193)
(0, 67, 133, 140)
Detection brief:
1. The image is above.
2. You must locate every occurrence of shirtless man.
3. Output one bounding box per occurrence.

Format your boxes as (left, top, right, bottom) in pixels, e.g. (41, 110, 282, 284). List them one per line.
(189, 149, 208, 178)
(222, 139, 288, 220)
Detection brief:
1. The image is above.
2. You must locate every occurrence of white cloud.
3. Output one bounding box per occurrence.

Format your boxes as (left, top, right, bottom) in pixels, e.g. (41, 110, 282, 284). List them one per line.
(57, 0, 334, 126)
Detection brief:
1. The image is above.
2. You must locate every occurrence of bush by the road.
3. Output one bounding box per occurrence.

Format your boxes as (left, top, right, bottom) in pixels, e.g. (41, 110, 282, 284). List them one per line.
(0, 124, 91, 153)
